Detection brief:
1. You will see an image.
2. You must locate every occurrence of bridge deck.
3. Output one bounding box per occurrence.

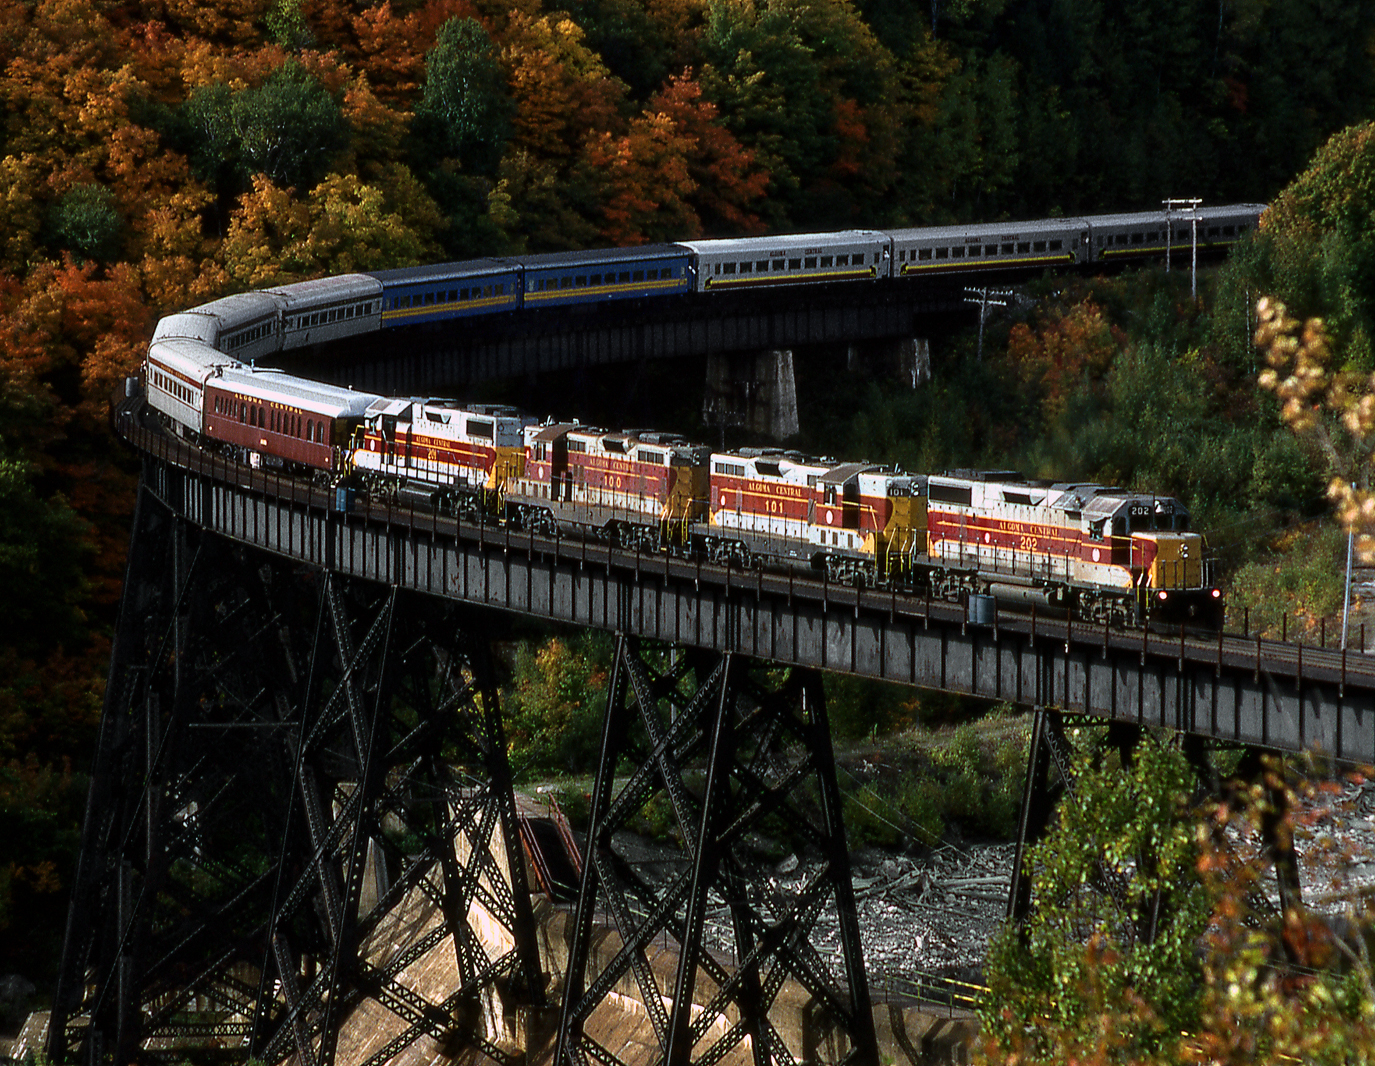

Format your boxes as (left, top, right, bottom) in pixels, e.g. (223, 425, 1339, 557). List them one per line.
(123, 404, 1375, 765)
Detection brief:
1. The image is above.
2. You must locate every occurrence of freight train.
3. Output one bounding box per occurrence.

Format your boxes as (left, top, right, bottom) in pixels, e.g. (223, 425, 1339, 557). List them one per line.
(144, 206, 1249, 627)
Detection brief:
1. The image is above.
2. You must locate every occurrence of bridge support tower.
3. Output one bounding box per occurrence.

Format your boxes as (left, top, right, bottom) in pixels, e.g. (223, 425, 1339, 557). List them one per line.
(49, 486, 545, 1066)
(704, 349, 800, 441)
(555, 636, 878, 1066)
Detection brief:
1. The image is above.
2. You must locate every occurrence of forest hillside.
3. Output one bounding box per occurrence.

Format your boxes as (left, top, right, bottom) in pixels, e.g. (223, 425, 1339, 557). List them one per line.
(2, 0, 1375, 1031)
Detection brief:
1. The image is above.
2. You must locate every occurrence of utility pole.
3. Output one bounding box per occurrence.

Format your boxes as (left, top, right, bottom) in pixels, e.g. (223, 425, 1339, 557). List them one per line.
(964, 286, 1012, 362)
(1163, 198, 1202, 299)
(1344, 482, 1357, 651)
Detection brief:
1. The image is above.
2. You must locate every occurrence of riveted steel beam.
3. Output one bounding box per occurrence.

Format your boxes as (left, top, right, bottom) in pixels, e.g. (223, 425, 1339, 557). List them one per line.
(50, 491, 541, 1065)
(555, 636, 877, 1066)
(123, 426, 1375, 767)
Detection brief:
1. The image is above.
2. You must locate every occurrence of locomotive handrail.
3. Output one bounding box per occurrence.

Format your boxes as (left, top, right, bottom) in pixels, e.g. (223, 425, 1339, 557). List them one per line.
(115, 398, 1375, 704)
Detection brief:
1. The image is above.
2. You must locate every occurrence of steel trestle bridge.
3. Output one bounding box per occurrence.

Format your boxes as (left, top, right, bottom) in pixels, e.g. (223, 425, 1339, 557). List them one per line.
(51, 287, 1372, 1066)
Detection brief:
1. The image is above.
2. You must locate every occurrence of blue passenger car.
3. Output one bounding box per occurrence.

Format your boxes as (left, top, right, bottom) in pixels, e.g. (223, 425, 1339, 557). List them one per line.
(518, 245, 693, 308)
(368, 258, 522, 327)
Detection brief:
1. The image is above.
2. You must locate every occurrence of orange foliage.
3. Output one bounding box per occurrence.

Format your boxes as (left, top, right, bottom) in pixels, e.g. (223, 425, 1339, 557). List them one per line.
(52, 261, 154, 422)
(0, 261, 147, 611)
(177, 39, 291, 91)
(158, 0, 271, 46)
(588, 111, 697, 245)
(590, 72, 767, 243)
(0, 260, 149, 447)
(103, 125, 195, 234)
(350, 3, 426, 102)
(116, 20, 193, 102)
(349, 0, 480, 103)
(1006, 298, 1125, 424)
(502, 13, 623, 160)
(649, 72, 767, 235)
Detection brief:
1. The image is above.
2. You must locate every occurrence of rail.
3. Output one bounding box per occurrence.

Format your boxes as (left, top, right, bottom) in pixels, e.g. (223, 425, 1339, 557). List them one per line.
(115, 398, 1375, 762)
(119, 399, 1375, 676)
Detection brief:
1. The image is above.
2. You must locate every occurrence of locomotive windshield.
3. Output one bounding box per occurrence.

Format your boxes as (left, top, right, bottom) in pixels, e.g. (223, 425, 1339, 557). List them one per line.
(1124, 499, 1189, 532)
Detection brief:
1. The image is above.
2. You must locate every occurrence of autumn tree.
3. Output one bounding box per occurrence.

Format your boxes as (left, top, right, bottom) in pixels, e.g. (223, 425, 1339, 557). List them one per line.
(223, 169, 442, 286)
(1228, 122, 1375, 370)
(490, 12, 624, 249)
(698, 0, 900, 228)
(1243, 124, 1375, 558)
(346, 0, 483, 103)
(501, 11, 623, 162)
(586, 72, 766, 244)
(649, 72, 767, 235)
(1006, 296, 1124, 429)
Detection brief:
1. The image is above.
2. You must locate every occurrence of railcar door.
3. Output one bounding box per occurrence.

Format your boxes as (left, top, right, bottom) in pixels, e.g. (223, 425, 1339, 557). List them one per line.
(381, 412, 397, 469)
(547, 439, 569, 500)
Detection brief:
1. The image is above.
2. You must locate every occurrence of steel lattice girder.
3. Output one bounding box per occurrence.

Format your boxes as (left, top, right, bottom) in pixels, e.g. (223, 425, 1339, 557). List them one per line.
(555, 635, 878, 1066)
(49, 488, 542, 1066)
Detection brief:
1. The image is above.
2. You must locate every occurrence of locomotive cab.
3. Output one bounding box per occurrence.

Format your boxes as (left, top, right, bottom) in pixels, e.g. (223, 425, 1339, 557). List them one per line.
(1121, 496, 1222, 624)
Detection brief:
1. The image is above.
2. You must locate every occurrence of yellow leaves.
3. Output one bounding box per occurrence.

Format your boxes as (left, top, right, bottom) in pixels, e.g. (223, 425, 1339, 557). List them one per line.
(223, 176, 312, 287)
(30, 0, 117, 65)
(138, 184, 229, 314)
(161, 0, 273, 46)
(3, 54, 138, 173)
(223, 170, 442, 288)
(1256, 296, 1375, 560)
(343, 76, 412, 173)
(502, 12, 622, 158)
(0, 155, 44, 274)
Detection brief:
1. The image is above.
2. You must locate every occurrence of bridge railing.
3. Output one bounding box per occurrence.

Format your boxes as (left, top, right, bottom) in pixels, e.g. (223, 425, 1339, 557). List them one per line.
(873, 970, 986, 1014)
